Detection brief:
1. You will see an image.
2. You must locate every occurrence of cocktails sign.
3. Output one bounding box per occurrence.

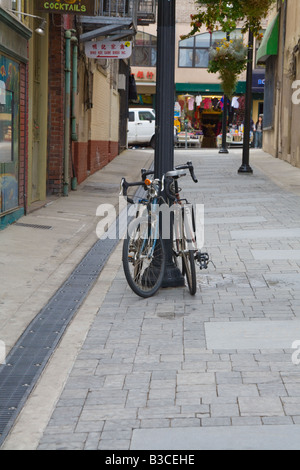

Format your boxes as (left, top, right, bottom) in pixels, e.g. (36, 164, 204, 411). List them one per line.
(35, 0, 94, 15)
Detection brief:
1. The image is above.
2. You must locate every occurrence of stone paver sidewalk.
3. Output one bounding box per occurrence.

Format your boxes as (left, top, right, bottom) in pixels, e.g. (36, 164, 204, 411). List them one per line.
(3, 149, 300, 450)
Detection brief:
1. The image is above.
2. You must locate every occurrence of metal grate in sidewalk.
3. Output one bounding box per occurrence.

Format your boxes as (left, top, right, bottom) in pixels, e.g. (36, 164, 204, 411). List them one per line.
(14, 223, 53, 230)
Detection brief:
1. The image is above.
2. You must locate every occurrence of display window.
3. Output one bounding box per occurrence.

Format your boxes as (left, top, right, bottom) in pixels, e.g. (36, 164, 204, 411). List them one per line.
(176, 94, 223, 148)
(175, 93, 248, 148)
(0, 55, 20, 214)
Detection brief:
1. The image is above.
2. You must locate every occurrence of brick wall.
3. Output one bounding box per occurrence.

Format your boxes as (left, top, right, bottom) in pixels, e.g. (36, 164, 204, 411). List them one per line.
(18, 62, 27, 211)
(47, 17, 65, 195)
(73, 139, 119, 184)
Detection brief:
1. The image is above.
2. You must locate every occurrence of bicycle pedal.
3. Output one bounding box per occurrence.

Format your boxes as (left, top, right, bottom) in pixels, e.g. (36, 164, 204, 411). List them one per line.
(196, 251, 210, 270)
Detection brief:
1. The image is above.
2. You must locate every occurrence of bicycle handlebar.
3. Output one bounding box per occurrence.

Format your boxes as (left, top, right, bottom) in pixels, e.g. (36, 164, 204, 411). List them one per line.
(141, 162, 197, 183)
(120, 178, 145, 204)
(174, 161, 198, 183)
(121, 162, 197, 204)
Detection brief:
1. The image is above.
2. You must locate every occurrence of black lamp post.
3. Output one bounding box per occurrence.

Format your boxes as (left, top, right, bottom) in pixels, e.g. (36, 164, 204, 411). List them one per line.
(219, 33, 230, 155)
(154, 0, 185, 288)
(219, 94, 229, 154)
(238, 29, 254, 174)
(154, 0, 176, 180)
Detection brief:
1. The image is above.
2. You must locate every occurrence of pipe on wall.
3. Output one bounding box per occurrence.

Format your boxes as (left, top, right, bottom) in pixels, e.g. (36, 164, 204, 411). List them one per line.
(63, 29, 77, 196)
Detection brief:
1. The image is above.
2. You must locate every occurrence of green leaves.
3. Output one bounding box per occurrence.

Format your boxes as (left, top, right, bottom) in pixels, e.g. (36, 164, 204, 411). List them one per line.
(190, 0, 276, 37)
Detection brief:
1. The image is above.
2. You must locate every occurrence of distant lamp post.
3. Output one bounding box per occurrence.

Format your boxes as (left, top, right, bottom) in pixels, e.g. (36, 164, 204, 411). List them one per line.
(219, 32, 230, 155)
(238, 29, 254, 174)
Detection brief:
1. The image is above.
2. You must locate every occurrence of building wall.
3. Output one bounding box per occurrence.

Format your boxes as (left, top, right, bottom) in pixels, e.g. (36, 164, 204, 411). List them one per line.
(18, 61, 27, 213)
(263, 0, 300, 168)
(47, 16, 65, 195)
(72, 58, 120, 184)
(26, 5, 49, 206)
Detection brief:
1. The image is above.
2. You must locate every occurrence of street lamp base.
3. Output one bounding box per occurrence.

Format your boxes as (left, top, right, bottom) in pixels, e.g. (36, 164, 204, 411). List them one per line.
(161, 261, 185, 288)
(238, 164, 253, 174)
(219, 148, 229, 154)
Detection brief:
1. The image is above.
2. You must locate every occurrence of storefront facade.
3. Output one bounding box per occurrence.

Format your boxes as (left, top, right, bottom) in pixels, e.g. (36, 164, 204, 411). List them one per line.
(258, 0, 300, 168)
(175, 82, 247, 148)
(0, 7, 31, 229)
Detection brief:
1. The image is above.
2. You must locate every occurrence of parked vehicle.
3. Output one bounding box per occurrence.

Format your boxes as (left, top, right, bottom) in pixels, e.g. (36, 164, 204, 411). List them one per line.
(127, 108, 177, 149)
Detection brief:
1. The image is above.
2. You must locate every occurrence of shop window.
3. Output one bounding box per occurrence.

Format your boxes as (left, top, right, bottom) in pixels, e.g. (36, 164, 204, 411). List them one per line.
(263, 56, 276, 129)
(179, 30, 243, 68)
(0, 55, 20, 215)
(131, 31, 157, 67)
(0, 88, 13, 164)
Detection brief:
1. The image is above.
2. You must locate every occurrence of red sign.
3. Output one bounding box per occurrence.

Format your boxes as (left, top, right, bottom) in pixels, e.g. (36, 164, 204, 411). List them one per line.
(134, 70, 156, 81)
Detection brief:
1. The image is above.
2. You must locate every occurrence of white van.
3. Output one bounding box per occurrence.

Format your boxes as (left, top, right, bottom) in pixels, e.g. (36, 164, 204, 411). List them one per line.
(127, 108, 156, 148)
(127, 108, 178, 149)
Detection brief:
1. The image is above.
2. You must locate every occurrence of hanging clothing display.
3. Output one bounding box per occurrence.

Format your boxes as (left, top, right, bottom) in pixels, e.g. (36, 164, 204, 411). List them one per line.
(188, 96, 195, 111)
(231, 96, 239, 109)
(212, 97, 219, 110)
(195, 95, 202, 106)
(128, 74, 137, 100)
(203, 97, 212, 110)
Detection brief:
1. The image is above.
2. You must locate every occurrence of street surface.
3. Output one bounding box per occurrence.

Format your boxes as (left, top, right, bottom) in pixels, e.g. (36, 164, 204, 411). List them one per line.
(1, 148, 300, 450)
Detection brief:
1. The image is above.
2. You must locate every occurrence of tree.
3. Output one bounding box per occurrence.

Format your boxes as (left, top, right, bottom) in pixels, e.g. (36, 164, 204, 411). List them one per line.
(182, 0, 277, 39)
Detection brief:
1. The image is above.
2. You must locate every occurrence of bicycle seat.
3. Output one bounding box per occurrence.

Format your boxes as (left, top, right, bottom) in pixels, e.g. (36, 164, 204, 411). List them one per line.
(165, 169, 187, 178)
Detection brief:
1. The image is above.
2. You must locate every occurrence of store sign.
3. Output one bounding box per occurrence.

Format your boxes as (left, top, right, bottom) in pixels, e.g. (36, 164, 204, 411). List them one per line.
(252, 71, 265, 93)
(134, 70, 156, 81)
(35, 0, 94, 15)
(85, 41, 132, 59)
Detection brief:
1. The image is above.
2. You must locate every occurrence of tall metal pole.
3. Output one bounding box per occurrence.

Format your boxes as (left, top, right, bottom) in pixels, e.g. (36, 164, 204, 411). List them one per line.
(155, 0, 184, 288)
(154, 0, 176, 179)
(238, 29, 254, 174)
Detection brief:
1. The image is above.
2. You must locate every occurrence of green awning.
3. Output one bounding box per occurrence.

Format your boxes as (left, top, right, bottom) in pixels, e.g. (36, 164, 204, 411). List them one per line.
(256, 12, 280, 64)
(176, 81, 246, 94)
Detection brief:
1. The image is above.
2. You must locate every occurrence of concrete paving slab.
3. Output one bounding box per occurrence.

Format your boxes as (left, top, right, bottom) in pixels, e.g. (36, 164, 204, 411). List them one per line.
(231, 228, 300, 240)
(205, 321, 300, 350)
(252, 250, 300, 260)
(131, 425, 300, 450)
(264, 273, 300, 289)
(205, 216, 266, 225)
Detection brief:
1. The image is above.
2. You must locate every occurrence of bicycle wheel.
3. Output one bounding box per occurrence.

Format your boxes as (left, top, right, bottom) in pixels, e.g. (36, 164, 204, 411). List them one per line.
(122, 219, 165, 298)
(181, 206, 197, 295)
(182, 248, 197, 295)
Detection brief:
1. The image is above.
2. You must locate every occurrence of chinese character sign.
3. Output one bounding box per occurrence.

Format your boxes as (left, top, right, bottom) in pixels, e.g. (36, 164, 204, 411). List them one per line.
(85, 41, 132, 60)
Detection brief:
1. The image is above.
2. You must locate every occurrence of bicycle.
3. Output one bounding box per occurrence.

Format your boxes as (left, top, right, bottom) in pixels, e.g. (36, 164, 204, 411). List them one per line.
(163, 162, 210, 296)
(120, 161, 210, 298)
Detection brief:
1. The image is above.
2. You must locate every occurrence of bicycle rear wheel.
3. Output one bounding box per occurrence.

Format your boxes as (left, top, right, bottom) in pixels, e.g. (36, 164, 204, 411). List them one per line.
(122, 220, 165, 298)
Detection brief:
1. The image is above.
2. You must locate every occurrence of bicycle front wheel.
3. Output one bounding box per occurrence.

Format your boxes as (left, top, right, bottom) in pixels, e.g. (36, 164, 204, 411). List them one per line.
(122, 222, 165, 298)
(182, 249, 197, 296)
